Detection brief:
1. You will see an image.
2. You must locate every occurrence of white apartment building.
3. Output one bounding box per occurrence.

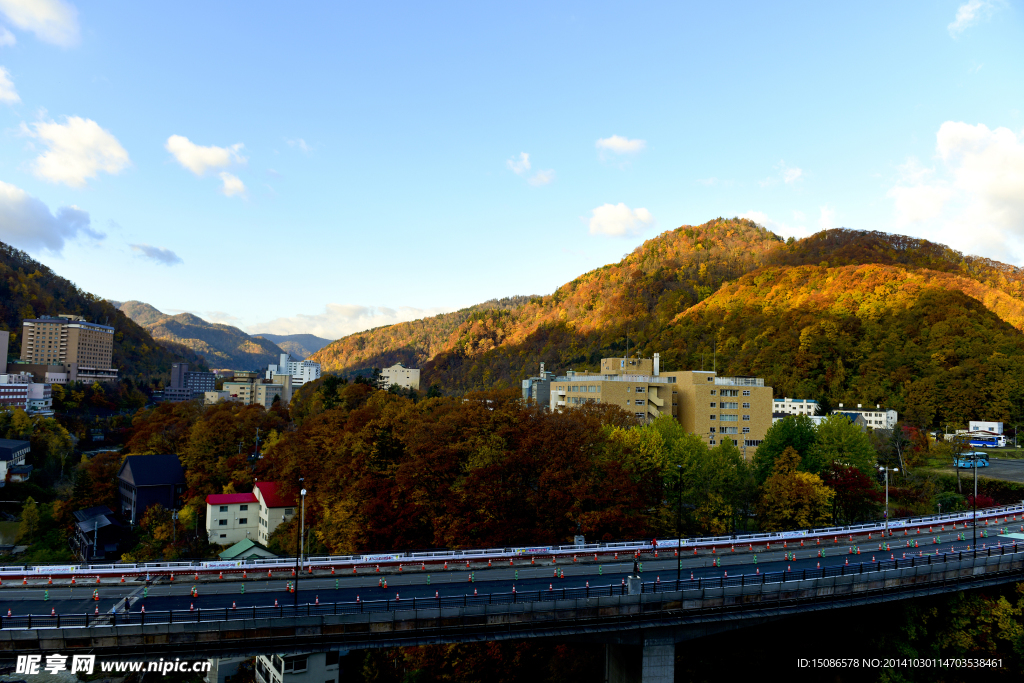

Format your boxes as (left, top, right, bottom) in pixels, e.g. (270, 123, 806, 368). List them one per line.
(266, 354, 321, 387)
(255, 651, 345, 683)
(205, 482, 295, 545)
(832, 403, 897, 429)
(379, 363, 420, 391)
(772, 397, 819, 416)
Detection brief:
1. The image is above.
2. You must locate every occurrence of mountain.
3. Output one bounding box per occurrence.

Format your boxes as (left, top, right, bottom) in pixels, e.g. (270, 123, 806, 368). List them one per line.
(308, 219, 1024, 428)
(0, 242, 202, 380)
(118, 300, 168, 327)
(251, 333, 333, 360)
(117, 301, 286, 370)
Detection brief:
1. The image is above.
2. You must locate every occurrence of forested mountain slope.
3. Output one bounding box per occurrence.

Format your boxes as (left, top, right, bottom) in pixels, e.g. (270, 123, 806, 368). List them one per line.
(117, 301, 286, 370)
(0, 242, 200, 380)
(308, 219, 1024, 428)
(250, 333, 333, 360)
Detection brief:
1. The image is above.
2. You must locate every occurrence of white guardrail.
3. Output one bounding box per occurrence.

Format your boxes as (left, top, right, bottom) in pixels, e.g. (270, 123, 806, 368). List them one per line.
(3, 503, 1022, 576)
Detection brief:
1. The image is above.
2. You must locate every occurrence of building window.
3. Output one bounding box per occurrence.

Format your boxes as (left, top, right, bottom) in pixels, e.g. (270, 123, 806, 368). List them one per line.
(709, 415, 716, 420)
(720, 414, 738, 422)
(710, 427, 716, 433)
(742, 427, 750, 433)
(240, 505, 248, 511)
(218, 519, 227, 526)
(220, 506, 228, 512)
(742, 415, 750, 421)
(710, 390, 716, 395)
(284, 508, 293, 515)
(742, 402, 750, 408)
(634, 399, 643, 405)
(710, 402, 716, 408)
(239, 518, 247, 524)
(635, 412, 645, 418)
(635, 386, 645, 393)
(720, 402, 738, 409)
(709, 439, 716, 444)
(743, 390, 751, 396)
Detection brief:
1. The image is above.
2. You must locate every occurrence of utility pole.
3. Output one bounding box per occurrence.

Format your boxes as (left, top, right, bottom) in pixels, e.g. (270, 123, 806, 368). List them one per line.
(973, 455, 978, 549)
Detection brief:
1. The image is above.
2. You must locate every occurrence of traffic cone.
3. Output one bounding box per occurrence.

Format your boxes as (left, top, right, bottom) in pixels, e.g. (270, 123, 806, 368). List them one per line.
(532, 557, 536, 564)
(70, 576, 75, 585)
(308, 566, 313, 574)
(420, 564, 425, 571)
(550, 584, 554, 590)
(509, 559, 513, 566)
(274, 600, 278, 607)
(614, 553, 618, 560)
(655, 577, 659, 584)
(817, 562, 820, 568)
(435, 591, 439, 598)
(243, 571, 247, 579)
(269, 570, 273, 578)
(331, 567, 335, 575)
(800, 540, 804, 547)
(356, 595, 361, 603)
(731, 545, 735, 552)
(724, 571, 728, 578)
(170, 573, 174, 582)
(48, 577, 52, 585)
(573, 555, 578, 563)
(94, 606, 99, 615)
(444, 562, 448, 570)
(749, 544, 753, 551)
(21, 578, 25, 585)
(488, 559, 491, 567)
(472, 589, 477, 596)
(190, 603, 195, 611)
(232, 602, 236, 609)
(219, 572, 223, 580)
(690, 571, 694, 580)
(787, 565, 791, 572)
(194, 572, 199, 580)
(315, 596, 319, 605)
(845, 559, 848, 565)
(353, 567, 357, 574)
(587, 581, 590, 588)
(96, 576, 101, 584)
(398, 565, 403, 573)
(756, 568, 760, 574)
(51, 608, 55, 616)
(141, 606, 145, 614)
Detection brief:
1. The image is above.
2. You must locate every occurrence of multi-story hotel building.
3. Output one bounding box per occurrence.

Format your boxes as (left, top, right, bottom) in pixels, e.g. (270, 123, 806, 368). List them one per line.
(19, 315, 118, 383)
(547, 353, 774, 459)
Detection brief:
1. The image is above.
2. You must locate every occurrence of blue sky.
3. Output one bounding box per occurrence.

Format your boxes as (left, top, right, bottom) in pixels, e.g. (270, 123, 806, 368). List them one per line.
(0, 1, 1022, 338)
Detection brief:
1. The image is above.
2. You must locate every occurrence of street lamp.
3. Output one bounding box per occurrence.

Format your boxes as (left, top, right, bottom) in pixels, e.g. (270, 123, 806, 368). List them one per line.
(878, 465, 899, 537)
(676, 465, 683, 585)
(294, 478, 305, 607)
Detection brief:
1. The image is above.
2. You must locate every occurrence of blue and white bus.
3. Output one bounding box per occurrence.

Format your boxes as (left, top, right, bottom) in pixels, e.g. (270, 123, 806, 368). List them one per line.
(955, 451, 990, 468)
(967, 433, 1006, 448)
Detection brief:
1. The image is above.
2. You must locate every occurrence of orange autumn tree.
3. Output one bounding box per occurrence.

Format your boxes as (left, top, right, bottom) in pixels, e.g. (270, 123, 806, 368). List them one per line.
(758, 447, 834, 531)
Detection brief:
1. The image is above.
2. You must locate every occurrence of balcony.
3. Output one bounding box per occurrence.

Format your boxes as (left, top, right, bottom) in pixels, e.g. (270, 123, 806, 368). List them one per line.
(714, 377, 764, 387)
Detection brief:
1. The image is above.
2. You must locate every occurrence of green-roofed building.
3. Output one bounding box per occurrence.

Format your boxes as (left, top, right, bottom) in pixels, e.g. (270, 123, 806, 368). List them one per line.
(218, 538, 278, 561)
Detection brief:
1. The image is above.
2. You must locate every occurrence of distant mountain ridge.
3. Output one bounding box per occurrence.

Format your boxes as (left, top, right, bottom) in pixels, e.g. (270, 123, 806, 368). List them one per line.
(307, 220, 1024, 429)
(0, 242, 201, 380)
(117, 301, 285, 370)
(251, 333, 333, 360)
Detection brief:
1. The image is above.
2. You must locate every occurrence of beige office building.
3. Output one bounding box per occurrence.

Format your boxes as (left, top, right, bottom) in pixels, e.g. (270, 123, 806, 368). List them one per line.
(548, 353, 773, 459)
(380, 363, 420, 391)
(222, 371, 292, 408)
(19, 315, 118, 383)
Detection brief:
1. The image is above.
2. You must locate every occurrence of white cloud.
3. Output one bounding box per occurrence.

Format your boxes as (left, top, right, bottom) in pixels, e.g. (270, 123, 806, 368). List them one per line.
(130, 243, 183, 266)
(24, 116, 130, 187)
(948, 0, 993, 37)
(0, 27, 16, 46)
(252, 303, 454, 339)
(819, 206, 836, 230)
(588, 203, 654, 237)
(738, 210, 813, 239)
(760, 160, 803, 186)
(507, 151, 554, 186)
(286, 138, 311, 153)
(219, 171, 245, 197)
(527, 169, 555, 186)
(596, 135, 646, 154)
(888, 122, 1024, 257)
(0, 180, 102, 252)
(165, 135, 245, 176)
(507, 152, 531, 175)
(0, 0, 78, 46)
(0, 66, 18, 103)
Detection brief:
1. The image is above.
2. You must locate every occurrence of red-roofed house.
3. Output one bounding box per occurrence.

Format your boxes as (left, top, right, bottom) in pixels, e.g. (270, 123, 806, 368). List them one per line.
(205, 483, 296, 546)
(254, 482, 296, 545)
(205, 492, 258, 545)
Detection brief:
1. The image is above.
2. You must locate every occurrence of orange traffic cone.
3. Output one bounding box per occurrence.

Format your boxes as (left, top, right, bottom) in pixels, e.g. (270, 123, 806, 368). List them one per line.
(190, 603, 195, 611)
(51, 608, 55, 616)
(315, 596, 319, 605)
(232, 602, 236, 609)
(219, 572, 223, 580)
(48, 577, 52, 585)
(331, 567, 335, 575)
(94, 606, 99, 615)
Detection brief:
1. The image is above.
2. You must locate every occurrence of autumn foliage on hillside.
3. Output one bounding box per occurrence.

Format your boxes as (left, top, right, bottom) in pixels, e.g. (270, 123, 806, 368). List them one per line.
(0, 241, 202, 381)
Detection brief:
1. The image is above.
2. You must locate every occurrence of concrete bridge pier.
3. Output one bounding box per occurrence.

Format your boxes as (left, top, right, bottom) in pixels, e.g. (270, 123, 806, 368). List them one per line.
(605, 637, 674, 683)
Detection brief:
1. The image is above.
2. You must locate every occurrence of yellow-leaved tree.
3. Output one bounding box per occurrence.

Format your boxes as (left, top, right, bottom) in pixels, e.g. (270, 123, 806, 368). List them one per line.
(758, 447, 834, 531)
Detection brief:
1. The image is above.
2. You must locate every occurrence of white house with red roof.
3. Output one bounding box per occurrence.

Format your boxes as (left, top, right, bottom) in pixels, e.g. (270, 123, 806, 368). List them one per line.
(206, 482, 296, 546)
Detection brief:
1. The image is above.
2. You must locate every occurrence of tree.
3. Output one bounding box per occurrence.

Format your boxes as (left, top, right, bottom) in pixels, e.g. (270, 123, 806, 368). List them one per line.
(821, 463, 880, 524)
(18, 497, 39, 542)
(810, 413, 877, 476)
(758, 447, 834, 531)
(752, 415, 817, 483)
